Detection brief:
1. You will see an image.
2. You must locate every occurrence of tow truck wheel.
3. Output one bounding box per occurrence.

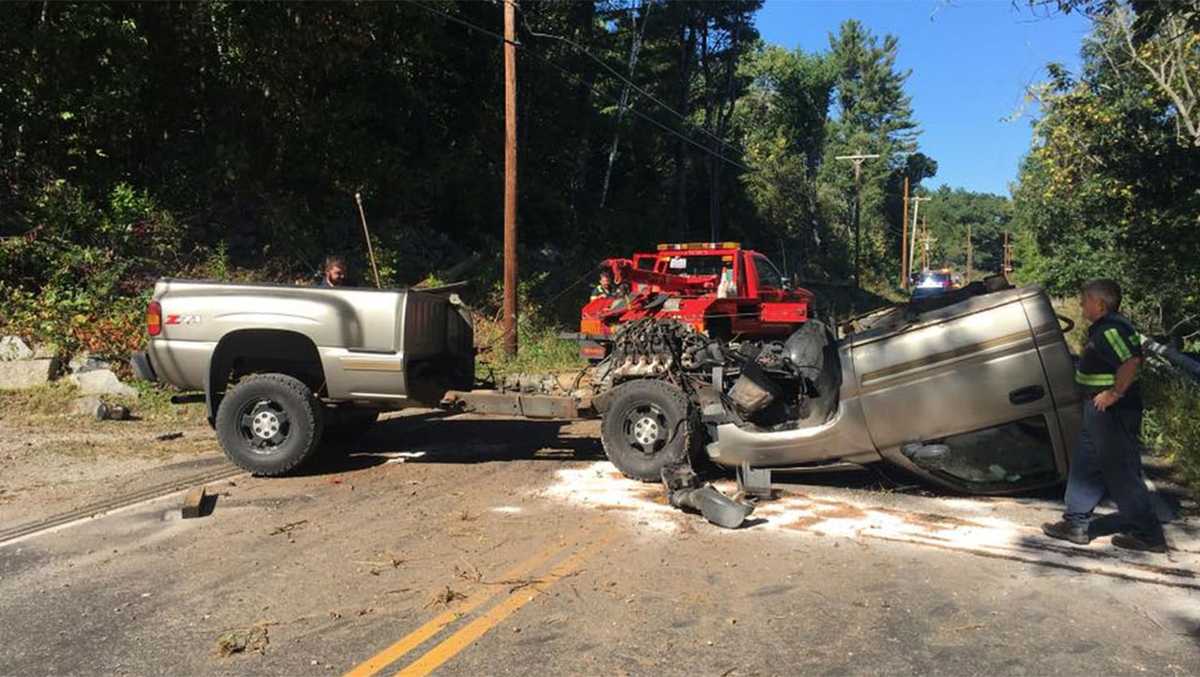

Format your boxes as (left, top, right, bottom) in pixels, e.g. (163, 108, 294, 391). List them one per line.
(601, 379, 697, 482)
(215, 373, 325, 476)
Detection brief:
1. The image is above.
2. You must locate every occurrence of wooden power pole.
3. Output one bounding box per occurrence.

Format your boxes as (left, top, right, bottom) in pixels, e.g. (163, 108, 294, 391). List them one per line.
(920, 215, 935, 272)
(908, 195, 931, 278)
(502, 0, 519, 356)
(834, 152, 880, 289)
(965, 223, 972, 283)
(900, 176, 910, 289)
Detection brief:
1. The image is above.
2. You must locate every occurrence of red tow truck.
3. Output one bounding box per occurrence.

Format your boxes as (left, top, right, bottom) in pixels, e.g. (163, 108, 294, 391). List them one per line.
(576, 242, 814, 359)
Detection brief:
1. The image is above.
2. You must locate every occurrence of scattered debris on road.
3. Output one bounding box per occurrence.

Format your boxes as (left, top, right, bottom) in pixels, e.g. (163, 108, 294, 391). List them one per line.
(425, 585, 466, 608)
(662, 464, 754, 529)
(215, 624, 270, 657)
(95, 401, 131, 421)
(155, 431, 184, 442)
(269, 520, 308, 536)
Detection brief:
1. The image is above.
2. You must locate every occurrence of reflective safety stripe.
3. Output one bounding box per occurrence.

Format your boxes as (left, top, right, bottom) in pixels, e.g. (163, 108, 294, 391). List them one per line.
(1105, 328, 1133, 361)
(1076, 371, 1116, 387)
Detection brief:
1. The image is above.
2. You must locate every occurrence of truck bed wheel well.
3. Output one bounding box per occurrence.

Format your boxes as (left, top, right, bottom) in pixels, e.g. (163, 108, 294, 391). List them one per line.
(208, 330, 325, 420)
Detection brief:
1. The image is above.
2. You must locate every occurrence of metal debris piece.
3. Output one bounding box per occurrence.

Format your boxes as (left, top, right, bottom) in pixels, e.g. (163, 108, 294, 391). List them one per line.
(661, 464, 754, 529)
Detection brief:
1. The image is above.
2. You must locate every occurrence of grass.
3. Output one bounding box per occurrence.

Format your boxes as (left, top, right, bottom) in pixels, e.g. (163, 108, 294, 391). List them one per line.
(474, 321, 585, 381)
(1143, 366, 1200, 496)
(0, 380, 206, 426)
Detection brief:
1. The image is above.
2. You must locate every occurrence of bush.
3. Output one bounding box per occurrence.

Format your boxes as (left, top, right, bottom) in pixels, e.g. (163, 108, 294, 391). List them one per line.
(1143, 367, 1200, 494)
(0, 180, 197, 357)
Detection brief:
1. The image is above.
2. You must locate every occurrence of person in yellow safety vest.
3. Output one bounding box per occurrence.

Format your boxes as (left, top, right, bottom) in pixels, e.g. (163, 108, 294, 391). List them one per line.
(1042, 279, 1167, 553)
(591, 270, 619, 301)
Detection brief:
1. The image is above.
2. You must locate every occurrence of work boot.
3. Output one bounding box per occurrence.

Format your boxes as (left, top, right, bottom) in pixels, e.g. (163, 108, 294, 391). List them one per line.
(1111, 533, 1168, 554)
(1042, 520, 1090, 545)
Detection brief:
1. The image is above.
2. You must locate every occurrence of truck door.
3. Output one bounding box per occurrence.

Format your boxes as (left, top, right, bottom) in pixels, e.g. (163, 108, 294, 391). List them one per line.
(854, 291, 1064, 492)
(751, 253, 805, 328)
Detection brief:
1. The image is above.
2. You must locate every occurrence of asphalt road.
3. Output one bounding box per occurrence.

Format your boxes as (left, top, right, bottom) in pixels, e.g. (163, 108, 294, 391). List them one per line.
(1, 413, 1198, 676)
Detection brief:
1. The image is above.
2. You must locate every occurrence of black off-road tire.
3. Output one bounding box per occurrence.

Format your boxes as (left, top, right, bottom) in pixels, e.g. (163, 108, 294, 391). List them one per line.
(215, 373, 325, 476)
(600, 379, 698, 482)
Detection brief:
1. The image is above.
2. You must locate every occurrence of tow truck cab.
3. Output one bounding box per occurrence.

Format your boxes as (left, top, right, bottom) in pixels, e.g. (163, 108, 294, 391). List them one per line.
(578, 242, 813, 360)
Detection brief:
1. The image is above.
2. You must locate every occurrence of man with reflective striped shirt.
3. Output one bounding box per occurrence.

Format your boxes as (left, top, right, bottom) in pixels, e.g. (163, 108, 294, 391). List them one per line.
(1042, 279, 1167, 552)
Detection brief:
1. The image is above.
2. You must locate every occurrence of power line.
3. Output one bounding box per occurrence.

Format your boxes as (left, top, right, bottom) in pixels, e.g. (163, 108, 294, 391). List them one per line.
(527, 46, 754, 173)
(519, 10, 743, 157)
(408, 1, 752, 173)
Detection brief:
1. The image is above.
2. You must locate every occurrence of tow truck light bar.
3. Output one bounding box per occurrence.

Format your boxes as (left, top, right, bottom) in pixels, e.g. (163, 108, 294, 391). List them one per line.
(656, 242, 741, 251)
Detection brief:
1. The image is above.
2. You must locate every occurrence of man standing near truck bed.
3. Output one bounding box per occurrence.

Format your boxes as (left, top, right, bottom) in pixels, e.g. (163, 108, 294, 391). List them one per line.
(1042, 279, 1167, 553)
(321, 255, 348, 287)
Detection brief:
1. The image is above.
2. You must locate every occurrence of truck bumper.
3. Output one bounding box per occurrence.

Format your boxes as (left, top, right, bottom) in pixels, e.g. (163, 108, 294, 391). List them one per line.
(129, 351, 158, 383)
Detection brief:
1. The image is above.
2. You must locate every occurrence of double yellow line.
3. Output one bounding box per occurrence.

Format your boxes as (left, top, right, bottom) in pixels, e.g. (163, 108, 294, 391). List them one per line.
(346, 527, 614, 677)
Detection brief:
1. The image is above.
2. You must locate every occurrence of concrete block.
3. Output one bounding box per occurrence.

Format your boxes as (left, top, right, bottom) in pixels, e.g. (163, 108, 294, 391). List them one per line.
(68, 369, 138, 398)
(0, 359, 59, 390)
(72, 395, 104, 417)
(0, 337, 33, 361)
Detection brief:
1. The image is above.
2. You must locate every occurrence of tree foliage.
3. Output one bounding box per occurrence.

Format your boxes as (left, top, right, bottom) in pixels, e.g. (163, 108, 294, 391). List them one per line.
(1011, 2, 1200, 334)
(0, 1, 933, 354)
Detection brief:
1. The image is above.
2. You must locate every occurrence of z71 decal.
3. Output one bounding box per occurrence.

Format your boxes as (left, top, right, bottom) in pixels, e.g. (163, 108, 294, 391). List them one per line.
(165, 314, 202, 325)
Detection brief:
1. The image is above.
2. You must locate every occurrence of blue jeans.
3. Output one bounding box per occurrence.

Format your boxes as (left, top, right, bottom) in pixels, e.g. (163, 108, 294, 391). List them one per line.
(1063, 400, 1163, 542)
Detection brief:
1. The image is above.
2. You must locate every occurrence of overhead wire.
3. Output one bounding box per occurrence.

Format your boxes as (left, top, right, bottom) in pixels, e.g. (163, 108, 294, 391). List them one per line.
(519, 8, 745, 157)
(408, 0, 753, 173)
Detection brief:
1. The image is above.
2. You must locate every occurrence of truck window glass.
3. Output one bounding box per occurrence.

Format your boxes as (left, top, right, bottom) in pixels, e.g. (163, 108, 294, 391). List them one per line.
(915, 415, 1059, 488)
(662, 255, 726, 277)
(753, 254, 784, 289)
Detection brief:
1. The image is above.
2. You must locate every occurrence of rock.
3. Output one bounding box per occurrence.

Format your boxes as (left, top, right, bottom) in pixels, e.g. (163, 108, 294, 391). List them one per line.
(0, 337, 33, 362)
(68, 354, 111, 374)
(32, 344, 58, 360)
(0, 359, 59, 390)
(68, 369, 138, 398)
(72, 395, 105, 417)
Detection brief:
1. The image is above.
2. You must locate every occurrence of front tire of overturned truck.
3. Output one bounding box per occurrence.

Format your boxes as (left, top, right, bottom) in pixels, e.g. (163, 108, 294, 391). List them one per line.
(215, 373, 325, 476)
(600, 379, 699, 482)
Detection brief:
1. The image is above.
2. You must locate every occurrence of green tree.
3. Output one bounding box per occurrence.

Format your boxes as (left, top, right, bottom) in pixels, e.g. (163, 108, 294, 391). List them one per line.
(734, 44, 835, 276)
(817, 19, 924, 285)
(1011, 11, 1200, 333)
(920, 187, 1012, 278)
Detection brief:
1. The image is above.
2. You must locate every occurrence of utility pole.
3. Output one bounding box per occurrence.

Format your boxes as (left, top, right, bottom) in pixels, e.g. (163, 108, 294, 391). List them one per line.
(908, 195, 931, 278)
(920, 215, 935, 272)
(965, 223, 972, 284)
(1002, 231, 1013, 277)
(900, 176, 910, 289)
(835, 152, 880, 289)
(502, 0, 519, 356)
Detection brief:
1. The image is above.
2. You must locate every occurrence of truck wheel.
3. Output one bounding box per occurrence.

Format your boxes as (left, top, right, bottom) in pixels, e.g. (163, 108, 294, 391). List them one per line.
(215, 373, 325, 476)
(601, 379, 696, 482)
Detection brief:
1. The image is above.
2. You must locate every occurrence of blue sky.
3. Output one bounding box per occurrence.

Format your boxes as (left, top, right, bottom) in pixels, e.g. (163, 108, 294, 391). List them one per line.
(755, 0, 1092, 196)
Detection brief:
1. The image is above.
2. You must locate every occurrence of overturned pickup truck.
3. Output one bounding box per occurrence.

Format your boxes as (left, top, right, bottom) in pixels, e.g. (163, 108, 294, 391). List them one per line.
(133, 277, 1080, 495)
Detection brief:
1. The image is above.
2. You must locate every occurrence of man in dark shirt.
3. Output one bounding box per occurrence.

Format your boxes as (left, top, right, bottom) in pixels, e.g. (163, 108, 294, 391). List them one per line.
(1042, 279, 1167, 552)
(321, 255, 348, 288)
